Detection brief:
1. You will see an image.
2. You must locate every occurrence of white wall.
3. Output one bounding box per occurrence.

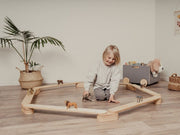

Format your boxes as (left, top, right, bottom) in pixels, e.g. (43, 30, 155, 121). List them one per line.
(0, 0, 155, 86)
(155, 0, 180, 80)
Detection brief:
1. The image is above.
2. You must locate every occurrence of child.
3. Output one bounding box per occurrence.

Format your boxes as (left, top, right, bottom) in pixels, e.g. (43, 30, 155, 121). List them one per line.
(83, 45, 121, 103)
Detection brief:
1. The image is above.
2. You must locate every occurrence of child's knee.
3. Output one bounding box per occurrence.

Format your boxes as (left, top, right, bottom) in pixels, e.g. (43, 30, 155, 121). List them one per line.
(95, 94, 106, 101)
(94, 88, 106, 101)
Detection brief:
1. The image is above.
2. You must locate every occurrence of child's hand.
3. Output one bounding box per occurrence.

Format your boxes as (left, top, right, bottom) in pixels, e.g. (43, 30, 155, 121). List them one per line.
(108, 94, 120, 103)
(83, 91, 89, 96)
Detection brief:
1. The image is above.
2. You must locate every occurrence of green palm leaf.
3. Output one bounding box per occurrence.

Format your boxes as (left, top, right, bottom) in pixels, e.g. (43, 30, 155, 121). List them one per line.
(22, 31, 34, 41)
(0, 37, 24, 60)
(4, 17, 20, 36)
(0, 38, 12, 47)
(31, 36, 65, 51)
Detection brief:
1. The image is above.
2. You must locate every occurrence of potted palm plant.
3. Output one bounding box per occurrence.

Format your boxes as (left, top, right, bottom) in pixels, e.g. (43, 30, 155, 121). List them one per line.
(0, 17, 65, 89)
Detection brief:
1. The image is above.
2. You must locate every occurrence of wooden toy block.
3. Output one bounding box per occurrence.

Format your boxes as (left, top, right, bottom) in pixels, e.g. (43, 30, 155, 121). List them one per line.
(21, 88, 36, 114)
(35, 88, 40, 96)
(154, 98, 162, 104)
(21, 107, 34, 114)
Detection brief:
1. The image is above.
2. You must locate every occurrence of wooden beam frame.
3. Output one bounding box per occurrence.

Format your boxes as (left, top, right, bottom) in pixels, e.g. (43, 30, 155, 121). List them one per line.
(21, 80, 162, 122)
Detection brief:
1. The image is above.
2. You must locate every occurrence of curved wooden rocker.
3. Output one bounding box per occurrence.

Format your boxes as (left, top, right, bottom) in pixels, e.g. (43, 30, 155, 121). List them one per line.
(21, 78, 162, 122)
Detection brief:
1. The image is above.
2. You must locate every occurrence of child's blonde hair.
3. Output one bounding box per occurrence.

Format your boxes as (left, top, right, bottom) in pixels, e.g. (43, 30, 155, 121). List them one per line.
(103, 45, 120, 65)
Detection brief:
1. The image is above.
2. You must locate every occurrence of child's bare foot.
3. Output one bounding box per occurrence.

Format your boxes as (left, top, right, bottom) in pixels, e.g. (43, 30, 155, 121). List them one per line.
(108, 94, 120, 103)
(108, 99, 120, 103)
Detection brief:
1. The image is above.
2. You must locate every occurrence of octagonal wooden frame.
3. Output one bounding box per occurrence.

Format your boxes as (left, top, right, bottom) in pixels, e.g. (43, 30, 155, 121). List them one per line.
(21, 79, 162, 122)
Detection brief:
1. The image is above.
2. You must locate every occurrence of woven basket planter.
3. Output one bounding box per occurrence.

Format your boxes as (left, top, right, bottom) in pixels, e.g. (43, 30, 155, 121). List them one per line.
(168, 73, 180, 91)
(19, 70, 43, 89)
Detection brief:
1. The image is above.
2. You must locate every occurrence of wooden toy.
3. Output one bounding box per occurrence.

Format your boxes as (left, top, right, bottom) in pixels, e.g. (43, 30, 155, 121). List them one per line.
(148, 59, 164, 78)
(136, 96, 143, 103)
(65, 100, 78, 109)
(21, 78, 162, 122)
(123, 64, 160, 85)
(57, 80, 63, 85)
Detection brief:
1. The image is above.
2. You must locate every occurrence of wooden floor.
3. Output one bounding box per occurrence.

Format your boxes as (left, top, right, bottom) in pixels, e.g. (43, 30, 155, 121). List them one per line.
(0, 81, 180, 135)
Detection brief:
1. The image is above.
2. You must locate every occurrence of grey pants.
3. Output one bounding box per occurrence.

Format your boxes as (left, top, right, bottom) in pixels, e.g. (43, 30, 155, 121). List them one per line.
(94, 87, 110, 101)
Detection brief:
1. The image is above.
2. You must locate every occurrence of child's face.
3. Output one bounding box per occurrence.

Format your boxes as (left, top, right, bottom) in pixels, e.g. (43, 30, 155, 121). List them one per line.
(104, 51, 115, 66)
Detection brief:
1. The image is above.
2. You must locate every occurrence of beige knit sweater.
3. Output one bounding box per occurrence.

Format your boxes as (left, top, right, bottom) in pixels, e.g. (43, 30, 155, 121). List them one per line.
(84, 60, 121, 95)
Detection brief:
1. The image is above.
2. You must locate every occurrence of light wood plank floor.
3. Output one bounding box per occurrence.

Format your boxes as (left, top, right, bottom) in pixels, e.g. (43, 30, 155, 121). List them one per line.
(0, 81, 180, 135)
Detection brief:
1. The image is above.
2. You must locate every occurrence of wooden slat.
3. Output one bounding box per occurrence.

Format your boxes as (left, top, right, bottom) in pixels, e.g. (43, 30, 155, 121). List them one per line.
(120, 82, 160, 96)
(21, 89, 37, 114)
(130, 84, 160, 96)
(21, 89, 36, 106)
(33, 82, 82, 90)
(75, 82, 84, 88)
(24, 104, 107, 115)
(108, 96, 161, 113)
(21, 81, 162, 120)
(33, 84, 58, 90)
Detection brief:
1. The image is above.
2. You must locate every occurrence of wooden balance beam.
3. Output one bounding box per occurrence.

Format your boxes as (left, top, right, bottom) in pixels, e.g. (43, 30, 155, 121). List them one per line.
(108, 95, 161, 113)
(24, 104, 107, 115)
(21, 82, 84, 114)
(21, 79, 162, 122)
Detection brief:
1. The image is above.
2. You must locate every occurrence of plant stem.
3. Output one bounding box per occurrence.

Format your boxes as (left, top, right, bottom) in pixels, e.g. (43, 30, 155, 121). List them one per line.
(24, 38, 28, 63)
(28, 46, 35, 63)
(22, 41, 25, 62)
(10, 44, 24, 62)
(25, 62, 29, 72)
